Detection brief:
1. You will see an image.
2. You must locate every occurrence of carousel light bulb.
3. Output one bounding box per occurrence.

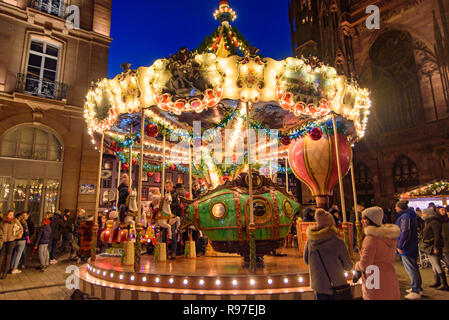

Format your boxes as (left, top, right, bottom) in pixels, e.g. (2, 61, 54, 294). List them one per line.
(155, 277, 160, 283)
(119, 274, 124, 280)
(142, 277, 147, 282)
(250, 279, 256, 286)
(103, 271, 106, 276)
(216, 279, 221, 286)
(267, 279, 273, 285)
(283, 278, 289, 284)
(183, 279, 188, 285)
(169, 278, 174, 284)
(199, 279, 205, 286)
(130, 275, 135, 281)
(232, 279, 238, 286)
(299, 277, 304, 283)
(345, 272, 349, 278)
(110, 273, 114, 278)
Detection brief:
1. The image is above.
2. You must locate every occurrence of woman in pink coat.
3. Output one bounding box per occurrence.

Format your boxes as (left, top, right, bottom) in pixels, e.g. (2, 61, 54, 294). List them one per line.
(355, 206, 401, 300)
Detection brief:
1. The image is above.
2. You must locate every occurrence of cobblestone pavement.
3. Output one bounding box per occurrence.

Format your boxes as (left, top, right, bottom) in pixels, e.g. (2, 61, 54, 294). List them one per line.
(0, 250, 76, 300)
(1, 250, 449, 300)
(394, 258, 449, 300)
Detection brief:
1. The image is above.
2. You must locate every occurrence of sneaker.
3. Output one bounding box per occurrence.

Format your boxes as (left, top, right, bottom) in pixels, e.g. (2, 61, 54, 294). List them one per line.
(404, 292, 421, 300)
(406, 288, 423, 294)
(49, 259, 58, 264)
(11, 269, 21, 274)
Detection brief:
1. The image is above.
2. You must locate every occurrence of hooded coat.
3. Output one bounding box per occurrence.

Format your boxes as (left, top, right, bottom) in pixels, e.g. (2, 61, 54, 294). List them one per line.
(304, 226, 353, 295)
(421, 213, 443, 254)
(395, 208, 419, 259)
(355, 224, 401, 300)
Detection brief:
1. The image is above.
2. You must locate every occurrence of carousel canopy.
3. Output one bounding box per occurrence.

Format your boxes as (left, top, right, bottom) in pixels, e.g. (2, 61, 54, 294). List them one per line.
(83, 1, 372, 187)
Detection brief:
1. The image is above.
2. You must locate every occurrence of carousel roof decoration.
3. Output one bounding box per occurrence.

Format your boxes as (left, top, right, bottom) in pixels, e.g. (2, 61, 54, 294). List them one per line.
(83, 0, 372, 182)
(399, 181, 449, 199)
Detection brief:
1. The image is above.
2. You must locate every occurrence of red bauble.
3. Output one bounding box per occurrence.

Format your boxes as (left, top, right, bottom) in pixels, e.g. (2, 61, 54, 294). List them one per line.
(116, 146, 122, 152)
(281, 136, 291, 146)
(147, 171, 154, 177)
(145, 124, 158, 138)
(309, 127, 323, 141)
(121, 163, 129, 171)
(169, 164, 176, 171)
(222, 175, 230, 182)
(136, 137, 141, 144)
(132, 158, 137, 165)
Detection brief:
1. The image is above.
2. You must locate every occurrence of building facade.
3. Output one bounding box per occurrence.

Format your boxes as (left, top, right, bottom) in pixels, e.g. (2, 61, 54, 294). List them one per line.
(0, 0, 112, 225)
(289, 0, 449, 209)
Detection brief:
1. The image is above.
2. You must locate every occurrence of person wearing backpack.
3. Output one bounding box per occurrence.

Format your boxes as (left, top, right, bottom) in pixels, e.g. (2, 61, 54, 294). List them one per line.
(304, 209, 353, 300)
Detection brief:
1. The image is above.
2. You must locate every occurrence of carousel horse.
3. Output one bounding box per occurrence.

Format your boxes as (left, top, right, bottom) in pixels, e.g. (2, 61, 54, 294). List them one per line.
(100, 210, 127, 244)
(148, 187, 180, 240)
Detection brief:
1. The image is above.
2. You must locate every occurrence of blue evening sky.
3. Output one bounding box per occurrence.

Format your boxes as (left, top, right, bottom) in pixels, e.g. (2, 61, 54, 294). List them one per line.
(107, 0, 292, 78)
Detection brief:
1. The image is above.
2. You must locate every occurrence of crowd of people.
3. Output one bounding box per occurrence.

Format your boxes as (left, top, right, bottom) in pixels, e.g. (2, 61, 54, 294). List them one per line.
(0, 207, 95, 278)
(302, 200, 449, 300)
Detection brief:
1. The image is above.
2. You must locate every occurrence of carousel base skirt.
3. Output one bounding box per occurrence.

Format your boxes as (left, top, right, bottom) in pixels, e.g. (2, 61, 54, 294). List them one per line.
(79, 248, 362, 300)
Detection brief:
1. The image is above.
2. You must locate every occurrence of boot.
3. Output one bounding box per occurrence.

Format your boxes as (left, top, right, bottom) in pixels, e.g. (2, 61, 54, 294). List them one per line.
(430, 272, 442, 288)
(437, 273, 449, 291)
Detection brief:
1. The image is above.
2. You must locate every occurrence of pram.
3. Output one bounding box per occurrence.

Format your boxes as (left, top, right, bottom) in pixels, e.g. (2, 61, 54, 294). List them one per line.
(417, 230, 449, 275)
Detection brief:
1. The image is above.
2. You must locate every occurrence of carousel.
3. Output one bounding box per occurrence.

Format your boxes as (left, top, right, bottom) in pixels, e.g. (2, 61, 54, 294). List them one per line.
(78, 1, 371, 300)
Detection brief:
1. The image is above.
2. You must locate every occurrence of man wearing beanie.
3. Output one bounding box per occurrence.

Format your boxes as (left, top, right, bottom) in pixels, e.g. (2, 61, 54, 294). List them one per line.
(355, 206, 401, 300)
(395, 200, 422, 299)
(304, 209, 353, 300)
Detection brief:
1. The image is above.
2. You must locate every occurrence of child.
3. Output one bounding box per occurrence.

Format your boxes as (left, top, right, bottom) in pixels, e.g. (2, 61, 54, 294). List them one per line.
(34, 218, 52, 271)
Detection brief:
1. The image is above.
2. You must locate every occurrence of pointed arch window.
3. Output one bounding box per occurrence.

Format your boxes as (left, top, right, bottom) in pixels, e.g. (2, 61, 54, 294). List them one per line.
(393, 156, 419, 192)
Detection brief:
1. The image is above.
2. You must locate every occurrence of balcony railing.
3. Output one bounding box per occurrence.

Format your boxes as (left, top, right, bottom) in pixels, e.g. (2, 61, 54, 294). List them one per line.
(15, 73, 67, 101)
(31, 0, 66, 19)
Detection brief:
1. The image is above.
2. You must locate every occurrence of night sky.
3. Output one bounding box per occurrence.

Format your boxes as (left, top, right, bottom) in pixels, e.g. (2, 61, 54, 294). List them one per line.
(107, 0, 292, 78)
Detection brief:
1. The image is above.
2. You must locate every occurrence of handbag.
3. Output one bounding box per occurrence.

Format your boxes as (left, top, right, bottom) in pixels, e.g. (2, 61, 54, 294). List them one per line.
(316, 249, 353, 300)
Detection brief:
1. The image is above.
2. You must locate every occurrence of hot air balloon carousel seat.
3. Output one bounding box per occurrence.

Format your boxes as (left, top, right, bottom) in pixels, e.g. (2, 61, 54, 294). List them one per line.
(79, 1, 370, 300)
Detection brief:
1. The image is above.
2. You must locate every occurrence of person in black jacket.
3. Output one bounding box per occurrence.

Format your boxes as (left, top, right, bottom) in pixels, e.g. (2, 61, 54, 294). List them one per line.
(58, 211, 73, 256)
(421, 208, 448, 290)
(34, 217, 52, 271)
(49, 210, 64, 264)
(438, 206, 449, 286)
(117, 174, 130, 209)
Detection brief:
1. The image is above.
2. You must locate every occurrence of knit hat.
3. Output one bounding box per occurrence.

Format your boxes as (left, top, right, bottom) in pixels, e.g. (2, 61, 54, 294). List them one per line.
(315, 208, 335, 228)
(396, 200, 409, 210)
(362, 206, 384, 226)
(422, 207, 437, 220)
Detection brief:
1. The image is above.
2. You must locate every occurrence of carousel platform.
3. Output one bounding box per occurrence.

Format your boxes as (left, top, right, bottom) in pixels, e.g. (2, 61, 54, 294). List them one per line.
(79, 248, 362, 300)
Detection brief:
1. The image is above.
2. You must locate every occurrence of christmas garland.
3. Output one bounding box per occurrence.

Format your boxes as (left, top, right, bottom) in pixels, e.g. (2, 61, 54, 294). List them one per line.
(402, 181, 449, 198)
